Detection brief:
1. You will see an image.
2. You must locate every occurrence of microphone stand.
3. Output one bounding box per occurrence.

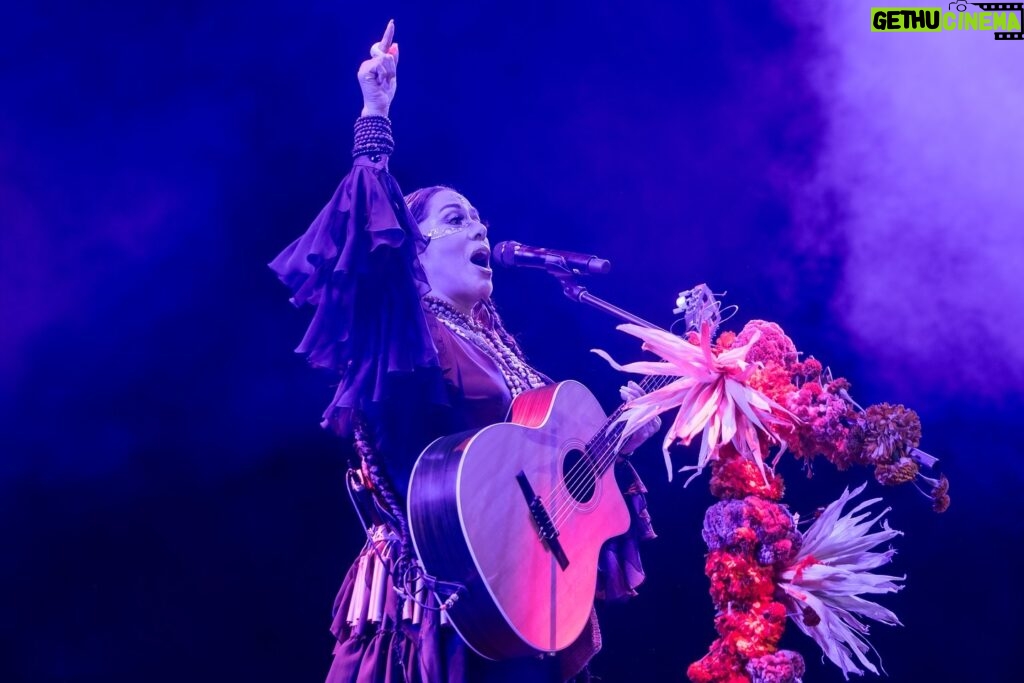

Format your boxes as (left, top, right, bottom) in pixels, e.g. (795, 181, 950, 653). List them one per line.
(548, 269, 666, 332)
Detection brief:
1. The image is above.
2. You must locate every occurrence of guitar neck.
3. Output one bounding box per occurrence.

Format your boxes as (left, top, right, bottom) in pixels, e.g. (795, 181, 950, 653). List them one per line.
(584, 284, 723, 473)
(585, 374, 672, 475)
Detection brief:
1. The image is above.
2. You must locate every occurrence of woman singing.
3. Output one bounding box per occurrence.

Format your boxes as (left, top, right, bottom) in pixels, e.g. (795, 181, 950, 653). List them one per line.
(271, 21, 659, 682)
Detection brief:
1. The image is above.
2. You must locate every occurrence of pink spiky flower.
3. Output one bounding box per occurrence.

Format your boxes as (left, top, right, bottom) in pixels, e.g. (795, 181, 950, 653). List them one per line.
(594, 323, 797, 484)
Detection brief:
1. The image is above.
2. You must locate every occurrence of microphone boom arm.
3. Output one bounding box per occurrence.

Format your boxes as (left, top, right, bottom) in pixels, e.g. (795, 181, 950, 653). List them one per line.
(550, 271, 665, 331)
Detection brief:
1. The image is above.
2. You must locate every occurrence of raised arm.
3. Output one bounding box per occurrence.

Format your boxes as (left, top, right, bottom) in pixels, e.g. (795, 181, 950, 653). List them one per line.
(271, 20, 444, 437)
(358, 20, 399, 118)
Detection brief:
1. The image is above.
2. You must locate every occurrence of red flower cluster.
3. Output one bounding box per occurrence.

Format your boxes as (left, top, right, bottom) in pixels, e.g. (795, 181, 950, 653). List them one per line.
(688, 640, 754, 683)
(713, 330, 738, 354)
(705, 550, 774, 607)
(746, 361, 795, 406)
(783, 380, 854, 468)
(712, 322, 950, 511)
(684, 318, 947, 682)
(710, 447, 785, 501)
(691, 451, 803, 682)
(715, 601, 787, 659)
(789, 357, 823, 384)
(734, 320, 798, 368)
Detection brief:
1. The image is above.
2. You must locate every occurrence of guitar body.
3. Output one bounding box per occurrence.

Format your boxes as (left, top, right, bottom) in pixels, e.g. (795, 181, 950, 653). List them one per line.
(407, 380, 630, 661)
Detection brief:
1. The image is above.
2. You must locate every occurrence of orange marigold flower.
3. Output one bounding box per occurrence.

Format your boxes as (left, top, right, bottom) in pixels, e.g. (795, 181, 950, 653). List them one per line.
(687, 639, 749, 683)
(874, 457, 919, 486)
(715, 600, 787, 659)
(705, 549, 775, 608)
(916, 473, 952, 513)
(715, 330, 738, 353)
(748, 362, 795, 405)
(711, 451, 785, 500)
(849, 403, 922, 465)
(791, 357, 823, 383)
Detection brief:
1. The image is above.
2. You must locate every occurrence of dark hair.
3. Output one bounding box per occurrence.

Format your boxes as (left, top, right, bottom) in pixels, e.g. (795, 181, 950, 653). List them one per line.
(353, 417, 407, 545)
(404, 185, 453, 224)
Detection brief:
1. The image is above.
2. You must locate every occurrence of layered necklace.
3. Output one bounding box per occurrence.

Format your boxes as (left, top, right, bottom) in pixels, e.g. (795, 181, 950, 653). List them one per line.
(424, 295, 546, 396)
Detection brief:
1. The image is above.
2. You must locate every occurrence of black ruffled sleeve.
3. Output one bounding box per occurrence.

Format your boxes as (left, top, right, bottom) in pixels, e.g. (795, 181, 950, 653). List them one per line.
(270, 153, 447, 435)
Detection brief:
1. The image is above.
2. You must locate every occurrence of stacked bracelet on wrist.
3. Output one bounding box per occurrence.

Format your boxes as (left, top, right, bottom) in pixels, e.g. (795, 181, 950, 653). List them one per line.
(352, 115, 395, 158)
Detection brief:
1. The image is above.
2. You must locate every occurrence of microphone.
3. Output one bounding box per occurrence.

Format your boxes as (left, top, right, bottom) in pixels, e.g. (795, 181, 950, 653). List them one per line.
(492, 241, 611, 276)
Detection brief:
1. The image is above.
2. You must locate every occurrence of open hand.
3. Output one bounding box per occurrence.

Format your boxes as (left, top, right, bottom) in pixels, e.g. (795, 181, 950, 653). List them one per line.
(358, 20, 399, 117)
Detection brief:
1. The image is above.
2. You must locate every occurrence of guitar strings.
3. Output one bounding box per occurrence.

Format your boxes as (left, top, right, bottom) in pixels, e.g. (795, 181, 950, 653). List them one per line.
(547, 373, 670, 529)
(547, 304, 722, 528)
(546, 373, 674, 530)
(555, 374, 665, 503)
(554, 372, 677, 528)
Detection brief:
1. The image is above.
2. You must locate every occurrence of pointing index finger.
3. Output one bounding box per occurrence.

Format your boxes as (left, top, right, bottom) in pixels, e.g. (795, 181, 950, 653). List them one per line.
(379, 19, 395, 52)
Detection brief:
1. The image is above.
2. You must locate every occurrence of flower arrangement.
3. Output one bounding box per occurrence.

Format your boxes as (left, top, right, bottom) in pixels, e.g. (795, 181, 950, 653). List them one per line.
(597, 290, 949, 682)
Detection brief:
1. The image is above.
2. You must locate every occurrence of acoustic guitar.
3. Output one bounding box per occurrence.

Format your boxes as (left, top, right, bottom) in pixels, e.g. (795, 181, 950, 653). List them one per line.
(406, 285, 720, 660)
(407, 379, 644, 660)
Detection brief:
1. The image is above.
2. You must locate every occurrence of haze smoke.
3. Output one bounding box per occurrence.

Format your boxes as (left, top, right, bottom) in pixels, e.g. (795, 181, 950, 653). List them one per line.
(785, 6, 1024, 403)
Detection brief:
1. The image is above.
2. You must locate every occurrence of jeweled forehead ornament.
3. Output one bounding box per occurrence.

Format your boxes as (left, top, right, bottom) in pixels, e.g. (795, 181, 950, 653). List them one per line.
(424, 224, 470, 240)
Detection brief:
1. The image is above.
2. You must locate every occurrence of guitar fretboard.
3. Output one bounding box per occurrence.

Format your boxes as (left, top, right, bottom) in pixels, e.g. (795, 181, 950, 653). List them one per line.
(584, 373, 674, 476)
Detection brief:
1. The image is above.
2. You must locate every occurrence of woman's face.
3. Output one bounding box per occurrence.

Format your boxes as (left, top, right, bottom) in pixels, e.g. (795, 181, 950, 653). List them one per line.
(417, 189, 492, 312)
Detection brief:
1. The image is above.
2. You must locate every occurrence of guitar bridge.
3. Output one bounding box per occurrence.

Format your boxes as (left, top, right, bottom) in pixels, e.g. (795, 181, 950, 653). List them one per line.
(515, 471, 570, 570)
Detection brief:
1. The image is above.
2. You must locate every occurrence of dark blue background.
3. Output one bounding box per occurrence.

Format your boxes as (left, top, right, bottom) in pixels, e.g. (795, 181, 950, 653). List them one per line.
(3, 2, 1019, 681)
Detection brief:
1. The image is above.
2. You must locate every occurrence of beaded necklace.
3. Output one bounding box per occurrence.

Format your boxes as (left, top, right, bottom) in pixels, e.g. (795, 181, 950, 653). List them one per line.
(424, 296, 545, 396)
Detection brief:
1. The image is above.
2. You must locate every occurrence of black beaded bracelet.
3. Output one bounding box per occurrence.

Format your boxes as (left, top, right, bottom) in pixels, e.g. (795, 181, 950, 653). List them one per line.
(352, 115, 395, 158)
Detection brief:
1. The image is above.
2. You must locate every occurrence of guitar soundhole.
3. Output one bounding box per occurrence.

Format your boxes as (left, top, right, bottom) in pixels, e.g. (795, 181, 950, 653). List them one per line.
(562, 449, 597, 504)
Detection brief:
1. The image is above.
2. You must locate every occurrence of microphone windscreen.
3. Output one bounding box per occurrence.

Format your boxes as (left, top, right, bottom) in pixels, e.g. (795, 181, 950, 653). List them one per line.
(492, 241, 519, 268)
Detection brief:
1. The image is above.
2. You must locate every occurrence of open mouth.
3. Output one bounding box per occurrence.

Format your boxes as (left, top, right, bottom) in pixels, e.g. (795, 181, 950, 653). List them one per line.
(469, 247, 491, 271)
